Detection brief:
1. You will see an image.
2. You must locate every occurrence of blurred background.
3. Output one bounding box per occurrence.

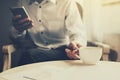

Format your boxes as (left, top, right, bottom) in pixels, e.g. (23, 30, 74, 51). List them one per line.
(0, 0, 120, 72)
(77, 0, 120, 62)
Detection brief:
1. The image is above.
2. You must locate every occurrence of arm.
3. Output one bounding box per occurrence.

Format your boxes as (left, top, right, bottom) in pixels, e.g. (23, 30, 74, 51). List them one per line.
(9, 26, 27, 48)
(10, 14, 33, 48)
(65, 0, 87, 47)
(65, 0, 87, 59)
(10, 26, 26, 40)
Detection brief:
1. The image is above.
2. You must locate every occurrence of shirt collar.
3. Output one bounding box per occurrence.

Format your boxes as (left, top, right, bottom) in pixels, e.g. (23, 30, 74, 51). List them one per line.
(29, 0, 56, 4)
(49, 0, 56, 4)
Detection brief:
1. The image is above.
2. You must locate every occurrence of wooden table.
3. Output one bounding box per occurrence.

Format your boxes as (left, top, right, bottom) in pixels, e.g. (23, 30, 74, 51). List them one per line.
(0, 60, 120, 80)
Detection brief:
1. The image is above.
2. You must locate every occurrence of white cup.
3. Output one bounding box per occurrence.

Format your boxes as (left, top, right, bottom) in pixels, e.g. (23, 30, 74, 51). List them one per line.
(79, 47, 102, 64)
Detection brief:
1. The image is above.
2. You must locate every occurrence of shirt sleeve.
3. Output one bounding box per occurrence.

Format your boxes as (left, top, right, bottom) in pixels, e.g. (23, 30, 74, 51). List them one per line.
(10, 26, 26, 39)
(65, 0, 87, 47)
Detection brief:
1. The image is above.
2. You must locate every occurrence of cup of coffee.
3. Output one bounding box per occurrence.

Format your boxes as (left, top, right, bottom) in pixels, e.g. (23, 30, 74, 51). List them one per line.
(79, 47, 102, 64)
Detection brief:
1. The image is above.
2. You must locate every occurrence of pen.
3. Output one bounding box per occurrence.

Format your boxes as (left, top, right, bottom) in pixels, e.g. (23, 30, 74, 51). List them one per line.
(23, 76, 36, 80)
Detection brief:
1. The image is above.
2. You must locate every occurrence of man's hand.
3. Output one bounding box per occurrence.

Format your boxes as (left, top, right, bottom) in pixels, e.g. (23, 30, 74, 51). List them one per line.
(65, 42, 81, 60)
(12, 15, 33, 32)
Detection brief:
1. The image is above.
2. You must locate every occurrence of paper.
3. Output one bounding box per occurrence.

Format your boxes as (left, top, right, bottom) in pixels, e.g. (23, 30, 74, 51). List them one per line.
(1, 65, 65, 80)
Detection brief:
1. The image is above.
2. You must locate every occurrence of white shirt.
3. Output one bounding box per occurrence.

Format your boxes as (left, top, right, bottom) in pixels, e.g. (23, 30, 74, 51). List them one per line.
(11, 0, 87, 49)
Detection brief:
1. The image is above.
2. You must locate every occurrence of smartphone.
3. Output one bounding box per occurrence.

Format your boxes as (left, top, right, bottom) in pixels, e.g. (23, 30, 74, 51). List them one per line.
(10, 6, 28, 19)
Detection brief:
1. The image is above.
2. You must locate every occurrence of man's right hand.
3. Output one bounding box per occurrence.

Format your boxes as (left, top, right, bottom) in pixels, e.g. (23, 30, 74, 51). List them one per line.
(12, 15, 33, 32)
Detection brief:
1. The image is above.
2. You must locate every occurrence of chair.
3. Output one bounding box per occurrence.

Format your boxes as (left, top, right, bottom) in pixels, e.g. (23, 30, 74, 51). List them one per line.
(2, 2, 111, 71)
(2, 45, 16, 71)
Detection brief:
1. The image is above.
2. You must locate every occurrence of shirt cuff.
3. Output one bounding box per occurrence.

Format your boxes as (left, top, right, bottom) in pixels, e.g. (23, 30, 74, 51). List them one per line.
(72, 38, 87, 47)
(11, 27, 26, 38)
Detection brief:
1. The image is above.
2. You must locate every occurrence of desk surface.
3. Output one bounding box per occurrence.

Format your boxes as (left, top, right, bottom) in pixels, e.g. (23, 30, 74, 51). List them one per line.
(0, 60, 120, 80)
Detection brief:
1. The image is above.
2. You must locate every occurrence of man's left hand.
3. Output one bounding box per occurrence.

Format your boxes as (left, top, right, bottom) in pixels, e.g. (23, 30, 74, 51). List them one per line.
(65, 42, 81, 60)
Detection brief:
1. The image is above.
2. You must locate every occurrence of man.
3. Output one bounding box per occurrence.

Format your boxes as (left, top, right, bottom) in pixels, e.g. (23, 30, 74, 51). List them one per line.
(10, 0, 87, 65)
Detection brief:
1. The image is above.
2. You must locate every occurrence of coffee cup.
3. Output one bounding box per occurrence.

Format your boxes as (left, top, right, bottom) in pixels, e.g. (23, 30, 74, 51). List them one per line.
(79, 47, 102, 64)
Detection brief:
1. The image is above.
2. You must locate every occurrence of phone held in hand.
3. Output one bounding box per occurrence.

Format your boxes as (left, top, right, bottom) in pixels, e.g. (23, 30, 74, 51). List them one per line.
(10, 6, 28, 19)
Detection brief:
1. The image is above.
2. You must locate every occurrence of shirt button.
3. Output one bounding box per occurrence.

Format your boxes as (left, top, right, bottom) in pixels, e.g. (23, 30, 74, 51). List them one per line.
(39, 6, 41, 8)
(39, 20, 41, 22)
(41, 32, 44, 34)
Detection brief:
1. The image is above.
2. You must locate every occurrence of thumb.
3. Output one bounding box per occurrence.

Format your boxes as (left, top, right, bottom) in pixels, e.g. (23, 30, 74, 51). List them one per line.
(65, 48, 71, 53)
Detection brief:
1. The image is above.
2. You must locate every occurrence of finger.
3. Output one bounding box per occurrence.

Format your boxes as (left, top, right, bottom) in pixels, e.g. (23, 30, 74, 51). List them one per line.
(18, 18, 29, 24)
(72, 49, 79, 54)
(12, 15, 22, 21)
(74, 54, 80, 60)
(19, 21, 33, 31)
(69, 42, 77, 50)
(65, 48, 71, 54)
(13, 19, 29, 27)
(16, 20, 32, 29)
(70, 50, 79, 57)
(66, 49, 76, 59)
(69, 50, 80, 59)
(73, 49, 79, 55)
(22, 23, 33, 30)
(65, 49, 73, 59)
(77, 43, 81, 48)
(71, 52, 80, 60)
(12, 16, 24, 27)
(21, 20, 33, 28)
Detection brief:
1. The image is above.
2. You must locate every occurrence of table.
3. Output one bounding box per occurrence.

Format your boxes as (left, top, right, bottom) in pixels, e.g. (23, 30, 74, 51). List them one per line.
(0, 60, 120, 80)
